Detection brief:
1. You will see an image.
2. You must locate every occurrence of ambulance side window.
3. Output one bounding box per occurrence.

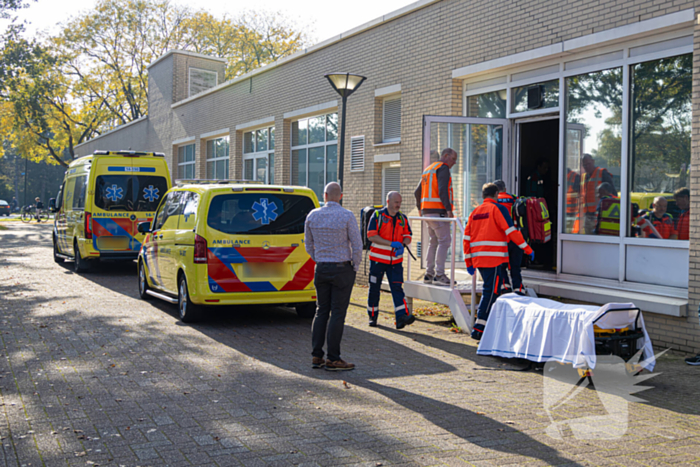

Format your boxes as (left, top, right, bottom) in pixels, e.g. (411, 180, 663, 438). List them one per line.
(64, 178, 76, 212)
(153, 192, 182, 231)
(179, 192, 199, 230)
(72, 175, 87, 211)
(56, 183, 64, 211)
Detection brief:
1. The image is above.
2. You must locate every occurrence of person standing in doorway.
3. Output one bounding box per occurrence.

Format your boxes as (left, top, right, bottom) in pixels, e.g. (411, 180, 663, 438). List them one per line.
(578, 153, 614, 234)
(463, 183, 534, 340)
(524, 158, 550, 199)
(414, 148, 458, 287)
(366, 191, 415, 329)
(305, 182, 363, 371)
(494, 180, 524, 293)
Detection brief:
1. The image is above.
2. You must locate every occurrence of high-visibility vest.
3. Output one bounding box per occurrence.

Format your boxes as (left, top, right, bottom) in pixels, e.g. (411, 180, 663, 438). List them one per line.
(566, 170, 579, 215)
(420, 162, 453, 211)
(463, 198, 533, 269)
(497, 192, 516, 218)
(367, 208, 412, 264)
(597, 196, 620, 236)
(580, 167, 605, 214)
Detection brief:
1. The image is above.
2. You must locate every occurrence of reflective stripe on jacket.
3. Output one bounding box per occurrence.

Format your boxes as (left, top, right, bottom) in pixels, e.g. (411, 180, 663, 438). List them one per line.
(497, 192, 516, 218)
(420, 162, 453, 211)
(367, 207, 412, 264)
(463, 198, 533, 269)
(596, 196, 620, 236)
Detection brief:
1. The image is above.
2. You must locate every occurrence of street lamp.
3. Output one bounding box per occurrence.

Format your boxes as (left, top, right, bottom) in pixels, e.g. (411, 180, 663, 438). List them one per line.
(324, 72, 366, 192)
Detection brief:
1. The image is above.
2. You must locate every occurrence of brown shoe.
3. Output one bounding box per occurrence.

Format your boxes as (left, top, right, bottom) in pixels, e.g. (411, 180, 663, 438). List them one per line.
(325, 359, 355, 371)
(312, 357, 326, 369)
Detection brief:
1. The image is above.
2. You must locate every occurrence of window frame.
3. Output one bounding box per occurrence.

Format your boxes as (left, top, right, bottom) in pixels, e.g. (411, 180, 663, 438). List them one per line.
(177, 143, 196, 180)
(205, 136, 230, 180)
(290, 112, 339, 200)
(382, 95, 402, 143)
(243, 126, 275, 184)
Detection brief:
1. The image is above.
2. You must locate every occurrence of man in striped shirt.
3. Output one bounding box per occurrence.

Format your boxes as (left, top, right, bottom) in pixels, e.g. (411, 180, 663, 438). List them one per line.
(305, 182, 363, 371)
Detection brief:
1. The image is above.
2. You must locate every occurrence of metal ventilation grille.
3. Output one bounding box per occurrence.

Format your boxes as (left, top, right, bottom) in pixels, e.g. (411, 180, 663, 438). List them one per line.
(382, 166, 400, 201)
(383, 96, 401, 142)
(350, 136, 365, 172)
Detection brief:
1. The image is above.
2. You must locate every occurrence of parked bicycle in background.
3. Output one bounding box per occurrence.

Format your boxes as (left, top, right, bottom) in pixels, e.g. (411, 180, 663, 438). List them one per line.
(21, 201, 50, 223)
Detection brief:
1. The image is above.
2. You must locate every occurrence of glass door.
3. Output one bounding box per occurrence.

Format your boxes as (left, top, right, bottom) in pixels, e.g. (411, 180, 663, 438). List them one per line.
(422, 116, 509, 265)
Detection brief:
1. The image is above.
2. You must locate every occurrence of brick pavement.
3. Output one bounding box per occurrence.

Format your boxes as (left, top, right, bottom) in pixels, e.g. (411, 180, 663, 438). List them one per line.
(0, 223, 699, 466)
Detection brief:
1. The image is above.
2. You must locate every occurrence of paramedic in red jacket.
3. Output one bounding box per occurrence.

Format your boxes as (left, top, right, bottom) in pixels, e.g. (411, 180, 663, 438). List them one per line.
(494, 179, 525, 292)
(464, 183, 534, 340)
(366, 191, 415, 329)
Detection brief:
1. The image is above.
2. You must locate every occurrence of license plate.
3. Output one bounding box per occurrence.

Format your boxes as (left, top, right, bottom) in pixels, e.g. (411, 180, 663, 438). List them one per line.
(96, 236, 129, 250)
(237, 263, 289, 280)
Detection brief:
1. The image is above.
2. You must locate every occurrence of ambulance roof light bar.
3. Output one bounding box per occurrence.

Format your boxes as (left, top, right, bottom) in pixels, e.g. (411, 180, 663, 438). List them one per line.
(174, 179, 265, 187)
(93, 150, 165, 157)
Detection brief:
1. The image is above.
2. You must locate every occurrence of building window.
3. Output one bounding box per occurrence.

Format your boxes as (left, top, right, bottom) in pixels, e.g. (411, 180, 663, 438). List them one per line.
(628, 53, 691, 241)
(466, 90, 507, 118)
(383, 96, 401, 142)
(564, 67, 622, 235)
(512, 79, 559, 113)
(382, 162, 400, 202)
(206, 136, 229, 180)
(291, 112, 338, 201)
(177, 143, 195, 180)
(243, 127, 275, 184)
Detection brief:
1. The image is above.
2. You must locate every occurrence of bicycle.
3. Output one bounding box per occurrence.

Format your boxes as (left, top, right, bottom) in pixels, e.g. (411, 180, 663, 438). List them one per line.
(20, 205, 49, 223)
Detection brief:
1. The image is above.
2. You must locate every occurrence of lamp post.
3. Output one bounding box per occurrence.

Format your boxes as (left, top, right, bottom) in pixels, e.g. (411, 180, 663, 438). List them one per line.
(324, 73, 366, 193)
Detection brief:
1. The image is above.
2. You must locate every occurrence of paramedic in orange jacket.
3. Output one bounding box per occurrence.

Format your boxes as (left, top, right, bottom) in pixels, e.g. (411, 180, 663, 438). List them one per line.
(366, 191, 415, 329)
(464, 183, 534, 340)
(578, 154, 615, 234)
(494, 180, 525, 292)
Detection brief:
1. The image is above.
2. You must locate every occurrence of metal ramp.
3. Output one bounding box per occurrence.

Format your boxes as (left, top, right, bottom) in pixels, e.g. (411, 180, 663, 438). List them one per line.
(403, 216, 480, 333)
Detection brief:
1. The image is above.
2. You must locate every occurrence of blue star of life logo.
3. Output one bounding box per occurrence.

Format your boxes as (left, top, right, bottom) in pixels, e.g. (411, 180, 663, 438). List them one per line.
(105, 184, 124, 202)
(143, 185, 159, 203)
(252, 198, 278, 225)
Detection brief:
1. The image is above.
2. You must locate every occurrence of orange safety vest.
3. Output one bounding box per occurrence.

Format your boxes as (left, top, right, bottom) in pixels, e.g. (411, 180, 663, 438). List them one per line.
(463, 198, 533, 269)
(420, 162, 453, 211)
(566, 170, 579, 215)
(367, 208, 412, 264)
(581, 167, 605, 215)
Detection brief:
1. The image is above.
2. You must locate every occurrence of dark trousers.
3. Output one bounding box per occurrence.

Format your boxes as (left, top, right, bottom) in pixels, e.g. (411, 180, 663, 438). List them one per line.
(505, 242, 523, 291)
(367, 260, 409, 321)
(311, 262, 356, 362)
(472, 265, 510, 338)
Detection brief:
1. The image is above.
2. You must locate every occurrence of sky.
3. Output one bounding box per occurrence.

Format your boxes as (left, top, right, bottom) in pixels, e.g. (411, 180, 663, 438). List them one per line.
(3, 0, 417, 45)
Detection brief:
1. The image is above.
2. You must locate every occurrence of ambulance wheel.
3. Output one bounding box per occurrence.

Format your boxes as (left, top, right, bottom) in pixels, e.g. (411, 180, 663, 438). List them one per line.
(53, 235, 64, 264)
(138, 260, 151, 300)
(73, 241, 90, 273)
(178, 275, 202, 323)
(295, 303, 317, 319)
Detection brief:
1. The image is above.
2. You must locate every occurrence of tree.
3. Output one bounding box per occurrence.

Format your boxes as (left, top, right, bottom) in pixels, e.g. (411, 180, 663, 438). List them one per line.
(0, 0, 311, 166)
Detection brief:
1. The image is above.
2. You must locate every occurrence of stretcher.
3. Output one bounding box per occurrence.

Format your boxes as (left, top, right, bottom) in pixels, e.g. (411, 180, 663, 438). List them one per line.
(476, 294, 656, 372)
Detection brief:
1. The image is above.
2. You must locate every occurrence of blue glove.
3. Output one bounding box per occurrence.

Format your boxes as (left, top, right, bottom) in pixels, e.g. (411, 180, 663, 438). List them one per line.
(529, 251, 535, 261)
(390, 241, 403, 249)
(467, 266, 475, 276)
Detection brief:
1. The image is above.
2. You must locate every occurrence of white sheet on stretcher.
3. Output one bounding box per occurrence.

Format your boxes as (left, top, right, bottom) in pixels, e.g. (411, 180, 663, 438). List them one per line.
(476, 294, 655, 371)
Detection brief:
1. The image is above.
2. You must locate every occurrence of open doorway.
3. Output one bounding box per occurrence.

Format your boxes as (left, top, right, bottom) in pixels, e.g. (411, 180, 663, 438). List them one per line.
(517, 118, 559, 273)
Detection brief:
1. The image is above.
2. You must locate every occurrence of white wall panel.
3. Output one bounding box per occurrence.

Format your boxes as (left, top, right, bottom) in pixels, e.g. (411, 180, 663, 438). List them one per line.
(626, 245, 688, 288)
(561, 241, 619, 280)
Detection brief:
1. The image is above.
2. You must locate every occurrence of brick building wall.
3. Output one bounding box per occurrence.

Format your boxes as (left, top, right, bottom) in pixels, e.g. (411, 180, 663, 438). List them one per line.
(74, 0, 700, 353)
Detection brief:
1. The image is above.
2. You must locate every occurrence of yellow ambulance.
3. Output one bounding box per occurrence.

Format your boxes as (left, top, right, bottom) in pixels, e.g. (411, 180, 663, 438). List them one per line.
(136, 182, 319, 322)
(50, 151, 171, 272)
